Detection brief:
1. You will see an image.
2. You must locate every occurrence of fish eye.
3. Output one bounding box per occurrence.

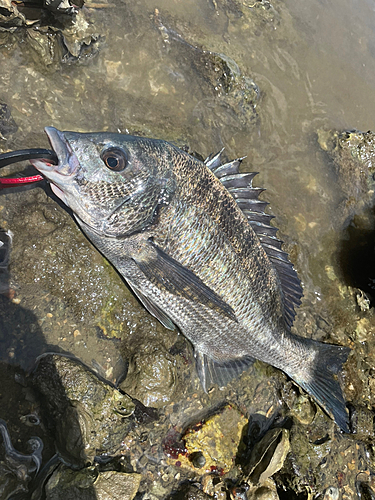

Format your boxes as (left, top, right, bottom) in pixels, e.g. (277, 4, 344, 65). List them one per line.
(101, 147, 128, 172)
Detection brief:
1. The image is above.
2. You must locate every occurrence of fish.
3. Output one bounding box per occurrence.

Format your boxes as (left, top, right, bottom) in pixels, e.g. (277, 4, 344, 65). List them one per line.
(30, 126, 350, 431)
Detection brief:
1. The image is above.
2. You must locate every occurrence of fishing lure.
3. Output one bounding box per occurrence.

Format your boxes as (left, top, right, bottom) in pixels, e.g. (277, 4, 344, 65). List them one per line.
(0, 148, 57, 188)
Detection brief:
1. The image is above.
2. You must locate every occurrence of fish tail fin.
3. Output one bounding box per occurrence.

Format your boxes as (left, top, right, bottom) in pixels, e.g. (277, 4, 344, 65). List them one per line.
(296, 342, 350, 432)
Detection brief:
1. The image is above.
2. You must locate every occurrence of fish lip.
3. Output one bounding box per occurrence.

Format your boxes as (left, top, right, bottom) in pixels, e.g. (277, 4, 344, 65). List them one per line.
(30, 127, 78, 178)
(44, 126, 78, 177)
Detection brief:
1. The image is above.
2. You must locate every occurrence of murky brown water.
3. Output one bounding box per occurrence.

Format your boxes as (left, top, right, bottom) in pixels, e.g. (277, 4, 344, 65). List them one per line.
(1, 0, 375, 498)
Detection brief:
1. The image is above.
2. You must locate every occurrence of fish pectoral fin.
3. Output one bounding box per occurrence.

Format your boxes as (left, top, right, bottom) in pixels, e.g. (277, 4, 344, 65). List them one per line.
(195, 351, 254, 392)
(132, 241, 237, 322)
(129, 283, 176, 331)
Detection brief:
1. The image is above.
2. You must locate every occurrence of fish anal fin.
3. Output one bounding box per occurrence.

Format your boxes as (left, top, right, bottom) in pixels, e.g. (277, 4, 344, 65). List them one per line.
(132, 241, 237, 322)
(195, 351, 254, 392)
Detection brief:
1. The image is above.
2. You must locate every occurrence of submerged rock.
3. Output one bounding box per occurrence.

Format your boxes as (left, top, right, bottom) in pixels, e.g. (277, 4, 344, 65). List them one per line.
(288, 394, 316, 426)
(45, 464, 141, 500)
(0, 0, 101, 67)
(31, 354, 136, 468)
(0, 102, 18, 140)
(317, 128, 375, 224)
(153, 9, 259, 145)
(0, 0, 26, 29)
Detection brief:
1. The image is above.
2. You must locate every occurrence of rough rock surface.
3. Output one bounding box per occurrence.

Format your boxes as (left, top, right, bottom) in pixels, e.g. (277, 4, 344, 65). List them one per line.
(31, 354, 136, 467)
(45, 465, 141, 500)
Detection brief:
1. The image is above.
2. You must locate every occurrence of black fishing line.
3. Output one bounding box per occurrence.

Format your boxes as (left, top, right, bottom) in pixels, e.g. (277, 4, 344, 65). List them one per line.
(0, 149, 57, 168)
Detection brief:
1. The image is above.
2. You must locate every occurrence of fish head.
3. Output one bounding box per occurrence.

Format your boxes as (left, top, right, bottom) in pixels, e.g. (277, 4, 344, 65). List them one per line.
(31, 127, 176, 237)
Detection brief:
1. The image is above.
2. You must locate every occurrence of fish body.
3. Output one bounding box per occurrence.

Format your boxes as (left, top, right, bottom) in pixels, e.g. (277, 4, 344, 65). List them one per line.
(31, 127, 350, 431)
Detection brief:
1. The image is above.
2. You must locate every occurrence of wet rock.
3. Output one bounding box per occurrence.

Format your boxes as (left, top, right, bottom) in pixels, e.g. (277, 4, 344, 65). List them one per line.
(318, 128, 375, 173)
(279, 406, 363, 498)
(247, 480, 280, 500)
(356, 290, 371, 312)
(120, 342, 179, 408)
(289, 394, 316, 426)
(8, 190, 136, 337)
(24, 14, 101, 67)
(31, 354, 136, 468)
(45, 464, 141, 500)
(0, 462, 28, 499)
(25, 27, 60, 67)
(44, 0, 78, 15)
(166, 483, 213, 500)
(0, 102, 18, 140)
(166, 404, 247, 475)
(0, 0, 100, 67)
(0, 0, 77, 26)
(202, 475, 229, 499)
(0, 0, 26, 29)
(58, 11, 102, 63)
(317, 128, 375, 223)
(349, 405, 374, 439)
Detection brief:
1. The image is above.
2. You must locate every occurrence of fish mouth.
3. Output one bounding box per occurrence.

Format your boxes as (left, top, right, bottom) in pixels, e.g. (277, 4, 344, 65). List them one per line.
(30, 127, 80, 202)
(31, 127, 79, 176)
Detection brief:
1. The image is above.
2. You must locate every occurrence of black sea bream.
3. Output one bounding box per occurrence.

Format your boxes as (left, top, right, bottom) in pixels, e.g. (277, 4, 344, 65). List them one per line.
(31, 127, 350, 431)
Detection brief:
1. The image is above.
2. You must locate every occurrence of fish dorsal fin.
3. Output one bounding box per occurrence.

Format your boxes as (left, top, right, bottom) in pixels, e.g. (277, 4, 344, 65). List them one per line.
(204, 148, 225, 170)
(205, 149, 246, 178)
(207, 151, 303, 327)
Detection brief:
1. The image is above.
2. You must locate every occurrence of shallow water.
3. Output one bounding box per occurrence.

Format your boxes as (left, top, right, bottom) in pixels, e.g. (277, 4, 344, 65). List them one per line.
(1, 0, 375, 497)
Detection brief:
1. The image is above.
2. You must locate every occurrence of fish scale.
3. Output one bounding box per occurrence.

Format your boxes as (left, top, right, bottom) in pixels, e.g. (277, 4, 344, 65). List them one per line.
(29, 127, 350, 431)
(161, 160, 285, 325)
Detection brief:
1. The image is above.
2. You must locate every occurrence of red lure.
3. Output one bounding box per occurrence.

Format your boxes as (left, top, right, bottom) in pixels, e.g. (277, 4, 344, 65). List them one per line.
(0, 148, 57, 188)
(0, 175, 44, 188)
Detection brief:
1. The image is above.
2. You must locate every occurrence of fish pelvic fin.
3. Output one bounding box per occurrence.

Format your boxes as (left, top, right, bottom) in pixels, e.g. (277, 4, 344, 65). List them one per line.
(195, 351, 254, 392)
(129, 283, 176, 331)
(295, 342, 351, 432)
